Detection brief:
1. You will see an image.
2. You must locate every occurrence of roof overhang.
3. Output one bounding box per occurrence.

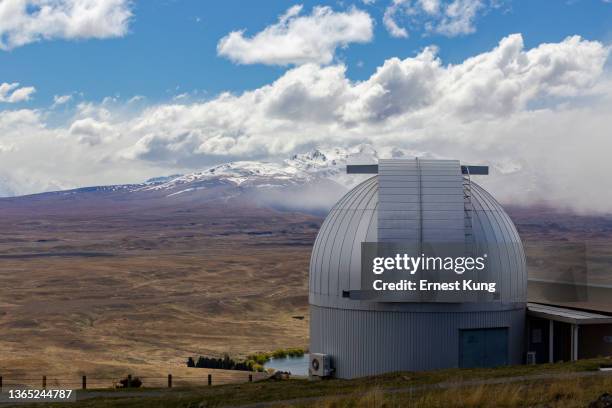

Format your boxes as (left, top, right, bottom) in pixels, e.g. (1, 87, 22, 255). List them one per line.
(527, 302, 612, 325)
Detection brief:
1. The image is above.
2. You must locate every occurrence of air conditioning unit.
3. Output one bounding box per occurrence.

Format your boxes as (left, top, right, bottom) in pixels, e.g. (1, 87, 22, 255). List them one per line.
(309, 353, 333, 377)
(526, 351, 537, 365)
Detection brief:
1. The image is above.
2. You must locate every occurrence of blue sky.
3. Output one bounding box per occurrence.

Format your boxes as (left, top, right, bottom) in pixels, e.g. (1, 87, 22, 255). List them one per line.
(1, 0, 611, 108)
(0, 0, 611, 213)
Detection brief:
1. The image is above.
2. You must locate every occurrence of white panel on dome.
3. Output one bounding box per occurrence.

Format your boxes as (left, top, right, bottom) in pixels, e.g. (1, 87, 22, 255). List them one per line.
(377, 158, 464, 247)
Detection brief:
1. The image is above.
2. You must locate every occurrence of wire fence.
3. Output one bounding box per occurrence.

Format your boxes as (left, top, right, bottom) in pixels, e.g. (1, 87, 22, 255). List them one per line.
(0, 370, 269, 391)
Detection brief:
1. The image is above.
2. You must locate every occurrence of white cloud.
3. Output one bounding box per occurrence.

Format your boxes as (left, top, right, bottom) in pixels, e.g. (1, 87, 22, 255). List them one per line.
(0, 109, 71, 195)
(0, 0, 132, 50)
(383, 0, 491, 38)
(0, 143, 16, 153)
(217, 5, 374, 65)
(0, 82, 36, 103)
(127, 95, 145, 103)
(0, 108, 41, 127)
(383, 1, 409, 38)
(436, 0, 483, 36)
(69, 117, 115, 146)
(419, 0, 441, 14)
(122, 34, 608, 160)
(53, 94, 73, 106)
(172, 92, 190, 101)
(1, 34, 612, 214)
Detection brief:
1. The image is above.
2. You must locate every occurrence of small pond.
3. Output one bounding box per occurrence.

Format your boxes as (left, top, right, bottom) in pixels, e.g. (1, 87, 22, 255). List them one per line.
(263, 353, 309, 376)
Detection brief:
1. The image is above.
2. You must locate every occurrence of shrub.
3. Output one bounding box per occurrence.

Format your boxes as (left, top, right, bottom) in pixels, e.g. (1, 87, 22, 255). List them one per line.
(118, 376, 142, 388)
(190, 354, 254, 371)
(269, 348, 305, 359)
(246, 353, 270, 365)
(285, 348, 305, 357)
(188, 347, 306, 372)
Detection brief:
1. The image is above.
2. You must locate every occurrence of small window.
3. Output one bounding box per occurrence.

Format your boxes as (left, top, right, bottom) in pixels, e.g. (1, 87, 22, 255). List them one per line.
(532, 329, 542, 344)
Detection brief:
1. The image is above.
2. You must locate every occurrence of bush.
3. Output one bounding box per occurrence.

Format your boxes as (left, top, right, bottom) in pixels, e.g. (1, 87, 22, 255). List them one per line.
(187, 347, 306, 372)
(285, 348, 305, 357)
(118, 376, 142, 388)
(270, 348, 305, 359)
(191, 354, 252, 371)
(246, 353, 271, 365)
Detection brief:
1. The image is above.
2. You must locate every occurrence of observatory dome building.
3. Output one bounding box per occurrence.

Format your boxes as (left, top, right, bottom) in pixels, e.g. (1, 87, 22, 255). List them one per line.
(309, 159, 528, 379)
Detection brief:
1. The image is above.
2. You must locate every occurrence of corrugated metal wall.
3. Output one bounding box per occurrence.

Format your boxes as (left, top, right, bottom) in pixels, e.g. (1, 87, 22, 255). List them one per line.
(310, 304, 525, 378)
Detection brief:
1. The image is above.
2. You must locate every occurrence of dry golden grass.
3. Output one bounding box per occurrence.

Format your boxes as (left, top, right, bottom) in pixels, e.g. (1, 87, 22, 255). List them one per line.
(0, 206, 318, 383)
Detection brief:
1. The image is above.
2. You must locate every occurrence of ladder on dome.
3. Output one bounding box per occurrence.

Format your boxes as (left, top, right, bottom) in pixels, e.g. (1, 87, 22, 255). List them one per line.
(463, 167, 489, 301)
(463, 167, 476, 258)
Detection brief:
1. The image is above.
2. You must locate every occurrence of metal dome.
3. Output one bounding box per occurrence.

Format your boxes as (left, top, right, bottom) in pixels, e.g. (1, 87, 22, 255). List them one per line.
(309, 175, 527, 310)
(309, 159, 527, 378)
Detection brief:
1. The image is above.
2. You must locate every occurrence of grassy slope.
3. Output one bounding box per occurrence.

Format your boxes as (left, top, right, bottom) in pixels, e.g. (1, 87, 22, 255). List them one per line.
(20, 357, 612, 408)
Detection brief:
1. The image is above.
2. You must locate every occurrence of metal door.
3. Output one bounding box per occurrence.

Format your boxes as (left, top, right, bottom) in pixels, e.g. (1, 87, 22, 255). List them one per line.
(459, 328, 509, 368)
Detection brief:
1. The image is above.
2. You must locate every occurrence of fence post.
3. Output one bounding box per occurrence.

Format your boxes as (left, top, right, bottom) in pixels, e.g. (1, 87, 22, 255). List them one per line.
(249, 374, 252, 382)
(167, 374, 172, 388)
(207, 374, 212, 386)
(42, 376, 46, 389)
(82, 375, 87, 390)
(127, 374, 132, 388)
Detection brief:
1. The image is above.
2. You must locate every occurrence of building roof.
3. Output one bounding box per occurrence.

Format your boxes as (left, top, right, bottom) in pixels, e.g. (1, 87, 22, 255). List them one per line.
(527, 302, 612, 325)
(309, 158, 527, 310)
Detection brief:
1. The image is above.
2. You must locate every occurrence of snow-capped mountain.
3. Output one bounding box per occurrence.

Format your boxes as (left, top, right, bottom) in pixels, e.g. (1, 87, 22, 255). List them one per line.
(0, 144, 477, 215)
(141, 160, 314, 195)
(0, 143, 446, 203)
(137, 145, 379, 198)
(0, 145, 383, 213)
